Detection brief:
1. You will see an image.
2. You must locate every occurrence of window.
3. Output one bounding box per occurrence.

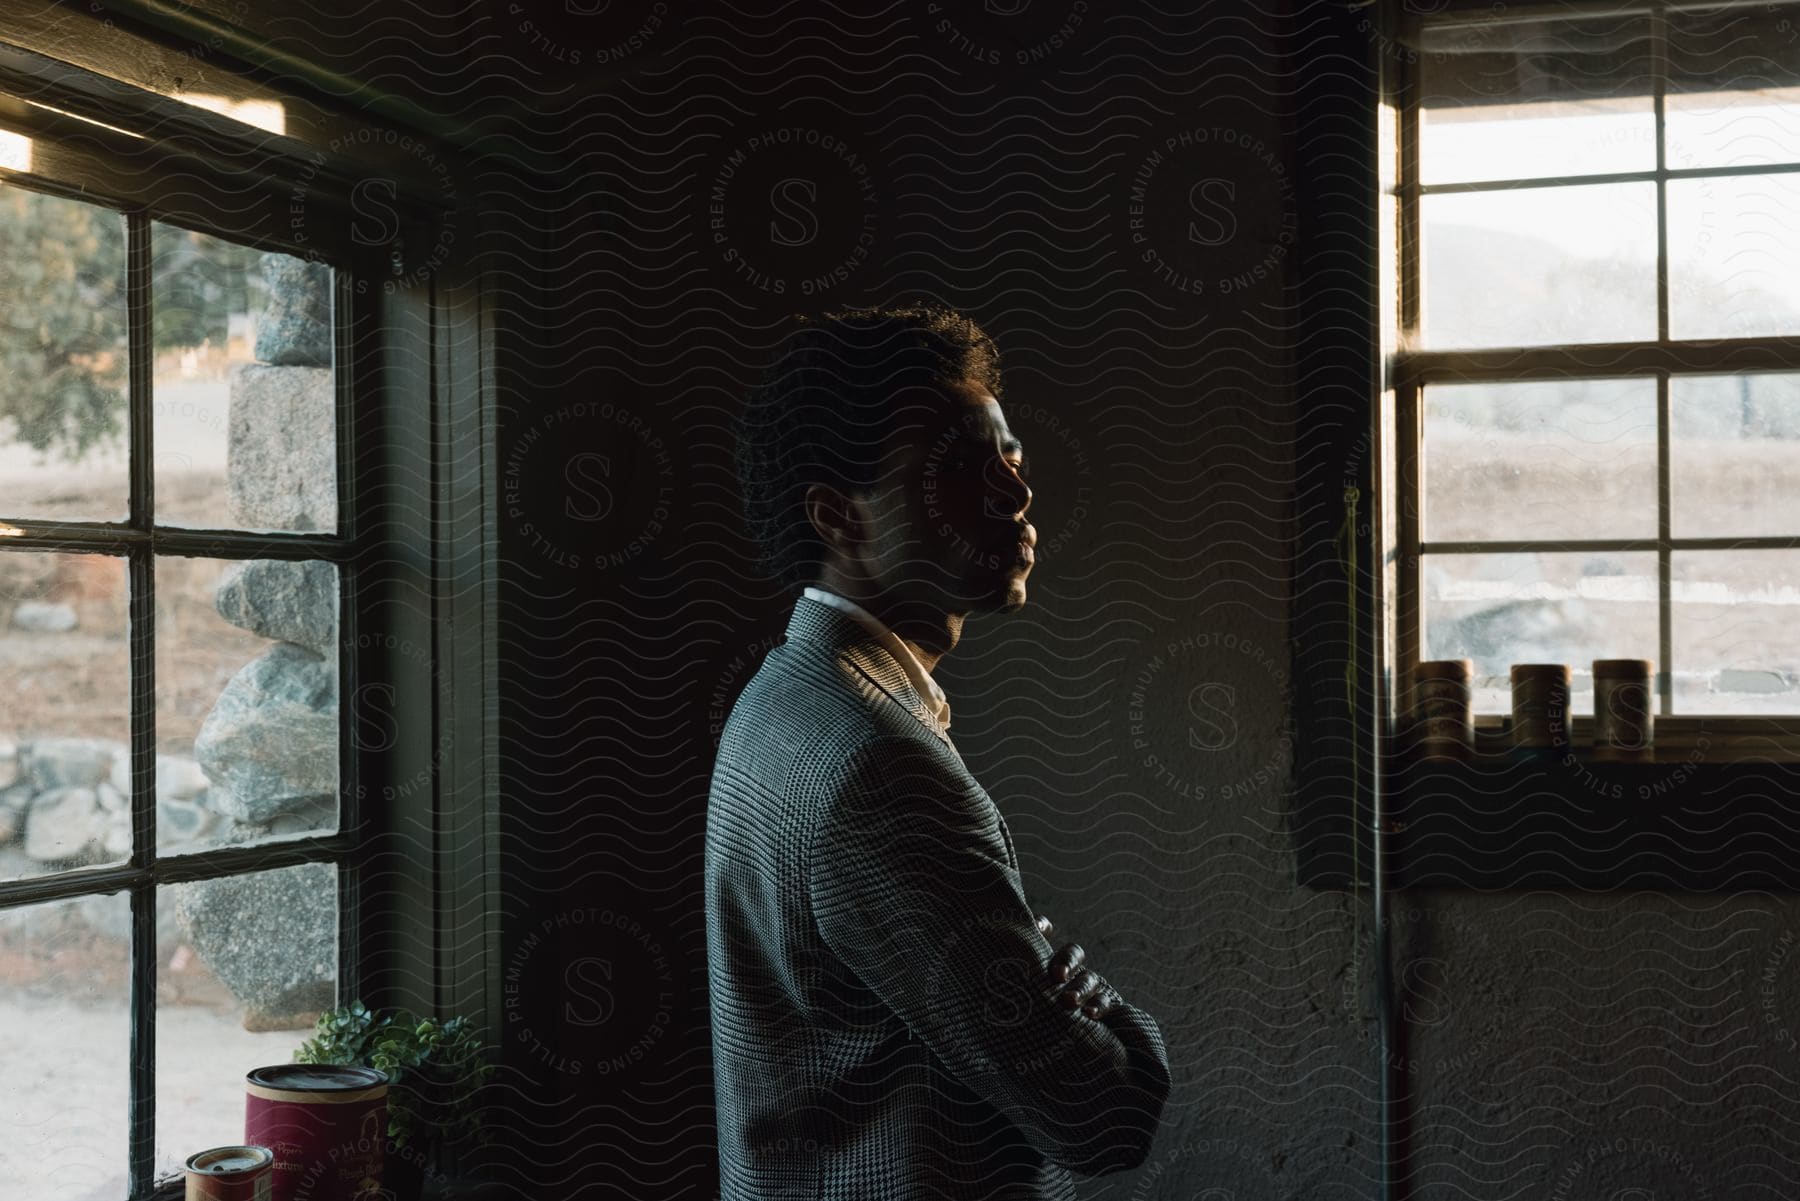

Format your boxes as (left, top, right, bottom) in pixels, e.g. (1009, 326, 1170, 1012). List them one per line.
(0, 34, 492, 1201)
(1385, 0, 1800, 757)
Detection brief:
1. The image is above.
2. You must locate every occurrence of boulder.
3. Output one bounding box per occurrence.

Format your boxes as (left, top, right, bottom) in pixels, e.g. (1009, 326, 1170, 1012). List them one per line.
(226, 364, 336, 532)
(71, 888, 182, 953)
(174, 860, 337, 1030)
(253, 254, 333, 368)
(159, 756, 211, 801)
(111, 753, 213, 803)
(89, 793, 225, 858)
(194, 643, 337, 824)
(199, 795, 336, 852)
(248, 794, 337, 839)
(24, 787, 106, 863)
(0, 780, 30, 846)
(25, 738, 125, 791)
(158, 791, 219, 848)
(11, 601, 76, 632)
(95, 781, 127, 813)
(100, 812, 131, 860)
(213, 559, 338, 656)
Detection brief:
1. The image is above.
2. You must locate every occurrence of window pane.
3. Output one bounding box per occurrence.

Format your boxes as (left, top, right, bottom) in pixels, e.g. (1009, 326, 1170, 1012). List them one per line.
(1420, 98, 1654, 187)
(0, 552, 131, 883)
(1417, 13, 1655, 185)
(157, 862, 339, 1181)
(1672, 550, 1800, 714)
(1668, 174, 1800, 340)
(0, 185, 129, 523)
(156, 556, 339, 855)
(1423, 378, 1657, 543)
(153, 222, 336, 534)
(1418, 14, 1655, 185)
(0, 891, 130, 1199)
(1423, 551, 1660, 714)
(1422, 184, 1657, 348)
(1666, 4, 1800, 169)
(1671, 374, 1800, 538)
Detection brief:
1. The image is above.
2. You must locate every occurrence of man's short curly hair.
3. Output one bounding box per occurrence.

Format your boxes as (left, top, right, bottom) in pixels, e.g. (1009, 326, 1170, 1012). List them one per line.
(734, 304, 1002, 592)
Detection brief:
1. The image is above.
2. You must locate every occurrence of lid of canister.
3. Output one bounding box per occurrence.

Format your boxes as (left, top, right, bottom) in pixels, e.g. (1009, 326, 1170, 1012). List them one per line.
(186, 1145, 274, 1175)
(1592, 658, 1654, 677)
(246, 1064, 389, 1092)
(1415, 659, 1472, 680)
(1510, 663, 1571, 680)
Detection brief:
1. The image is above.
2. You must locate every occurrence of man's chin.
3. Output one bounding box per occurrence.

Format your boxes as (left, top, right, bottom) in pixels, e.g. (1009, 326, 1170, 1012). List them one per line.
(975, 572, 1029, 614)
(925, 564, 1030, 614)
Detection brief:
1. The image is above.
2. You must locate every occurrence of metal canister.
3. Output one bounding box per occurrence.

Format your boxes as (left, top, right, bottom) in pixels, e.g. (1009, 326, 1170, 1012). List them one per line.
(185, 1145, 274, 1201)
(1593, 658, 1654, 762)
(1510, 663, 1572, 751)
(1414, 659, 1474, 760)
(245, 1064, 387, 1201)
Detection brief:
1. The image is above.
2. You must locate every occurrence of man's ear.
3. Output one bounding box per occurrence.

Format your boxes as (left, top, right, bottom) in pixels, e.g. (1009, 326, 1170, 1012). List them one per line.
(804, 483, 865, 553)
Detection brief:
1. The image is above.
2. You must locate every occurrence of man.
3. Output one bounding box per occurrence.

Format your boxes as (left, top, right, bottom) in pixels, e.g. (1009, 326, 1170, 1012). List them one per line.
(707, 305, 1171, 1200)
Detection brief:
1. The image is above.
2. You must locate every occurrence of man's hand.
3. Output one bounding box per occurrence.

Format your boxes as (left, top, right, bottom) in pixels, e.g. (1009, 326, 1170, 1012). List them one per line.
(1035, 914, 1116, 1020)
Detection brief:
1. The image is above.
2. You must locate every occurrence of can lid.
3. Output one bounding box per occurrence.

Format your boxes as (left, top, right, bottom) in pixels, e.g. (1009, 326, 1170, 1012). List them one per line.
(186, 1145, 273, 1175)
(246, 1064, 389, 1092)
(1415, 659, 1472, 680)
(1509, 663, 1571, 680)
(1593, 658, 1654, 676)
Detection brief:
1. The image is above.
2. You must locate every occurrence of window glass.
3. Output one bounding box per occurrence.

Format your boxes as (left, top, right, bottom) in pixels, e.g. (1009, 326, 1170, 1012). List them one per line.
(0, 186, 129, 523)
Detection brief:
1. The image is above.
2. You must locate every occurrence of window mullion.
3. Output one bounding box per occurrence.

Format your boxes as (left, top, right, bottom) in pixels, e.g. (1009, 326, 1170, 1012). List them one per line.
(125, 208, 157, 1201)
(1658, 372, 1674, 717)
(334, 267, 362, 1013)
(1652, 2, 1675, 718)
(1398, 13, 1423, 696)
(1654, 1, 1670, 344)
(1398, 339, 1800, 384)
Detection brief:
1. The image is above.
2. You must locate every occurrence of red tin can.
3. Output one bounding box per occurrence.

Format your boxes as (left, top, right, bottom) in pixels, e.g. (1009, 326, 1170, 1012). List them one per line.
(185, 1144, 274, 1200)
(245, 1064, 388, 1201)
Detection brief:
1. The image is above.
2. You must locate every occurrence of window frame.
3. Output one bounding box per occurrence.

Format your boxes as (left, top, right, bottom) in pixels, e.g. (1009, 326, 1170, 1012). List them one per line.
(0, 34, 499, 1201)
(1383, 0, 1800, 762)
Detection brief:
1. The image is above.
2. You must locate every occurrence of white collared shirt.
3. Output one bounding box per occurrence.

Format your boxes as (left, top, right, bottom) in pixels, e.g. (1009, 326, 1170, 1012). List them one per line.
(802, 586, 951, 734)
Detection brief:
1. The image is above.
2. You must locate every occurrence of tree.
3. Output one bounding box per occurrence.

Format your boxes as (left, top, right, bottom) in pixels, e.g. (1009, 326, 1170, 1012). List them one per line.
(0, 186, 128, 461)
(0, 185, 265, 463)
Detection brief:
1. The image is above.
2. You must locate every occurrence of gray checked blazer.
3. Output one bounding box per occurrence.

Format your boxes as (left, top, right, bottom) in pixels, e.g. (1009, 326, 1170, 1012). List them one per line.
(706, 593, 1172, 1200)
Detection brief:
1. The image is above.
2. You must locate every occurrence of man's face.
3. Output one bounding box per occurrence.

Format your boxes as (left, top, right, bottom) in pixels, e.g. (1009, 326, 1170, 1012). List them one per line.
(852, 378, 1036, 613)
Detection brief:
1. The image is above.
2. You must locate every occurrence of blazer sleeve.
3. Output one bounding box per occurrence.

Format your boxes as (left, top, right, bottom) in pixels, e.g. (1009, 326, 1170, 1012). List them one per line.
(808, 733, 1172, 1176)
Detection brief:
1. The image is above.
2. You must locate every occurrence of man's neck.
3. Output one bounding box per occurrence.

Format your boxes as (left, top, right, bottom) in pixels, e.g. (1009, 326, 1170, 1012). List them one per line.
(809, 572, 964, 674)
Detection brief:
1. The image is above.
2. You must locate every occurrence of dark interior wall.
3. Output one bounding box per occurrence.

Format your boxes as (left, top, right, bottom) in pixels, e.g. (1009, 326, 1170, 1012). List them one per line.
(492, 3, 1380, 1199)
(477, 4, 1800, 1197)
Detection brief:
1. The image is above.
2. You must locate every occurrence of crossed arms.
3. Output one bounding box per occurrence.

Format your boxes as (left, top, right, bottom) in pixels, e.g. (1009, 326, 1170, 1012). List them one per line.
(809, 734, 1173, 1176)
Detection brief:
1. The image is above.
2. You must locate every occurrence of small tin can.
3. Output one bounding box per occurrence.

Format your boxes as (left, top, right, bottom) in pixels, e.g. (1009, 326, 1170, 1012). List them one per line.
(186, 1145, 274, 1201)
(1593, 658, 1654, 762)
(1510, 663, 1572, 751)
(1414, 659, 1474, 761)
(245, 1064, 387, 1201)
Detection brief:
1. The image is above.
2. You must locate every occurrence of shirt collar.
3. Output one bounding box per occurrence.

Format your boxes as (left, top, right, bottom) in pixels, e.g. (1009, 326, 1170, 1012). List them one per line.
(801, 586, 951, 732)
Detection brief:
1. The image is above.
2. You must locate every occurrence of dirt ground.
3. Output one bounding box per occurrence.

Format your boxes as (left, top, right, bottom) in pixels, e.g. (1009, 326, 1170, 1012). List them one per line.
(0, 867, 317, 1196)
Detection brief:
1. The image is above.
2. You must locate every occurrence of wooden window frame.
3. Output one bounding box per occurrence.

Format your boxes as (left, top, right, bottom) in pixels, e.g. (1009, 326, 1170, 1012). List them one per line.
(1383, 0, 1800, 763)
(0, 28, 500, 1201)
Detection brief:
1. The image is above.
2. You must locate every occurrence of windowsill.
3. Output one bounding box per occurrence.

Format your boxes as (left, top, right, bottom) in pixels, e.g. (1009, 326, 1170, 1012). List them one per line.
(153, 1171, 503, 1201)
(1451, 715, 1800, 764)
(1384, 750, 1800, 892)
(421, 1178, 509, 1201)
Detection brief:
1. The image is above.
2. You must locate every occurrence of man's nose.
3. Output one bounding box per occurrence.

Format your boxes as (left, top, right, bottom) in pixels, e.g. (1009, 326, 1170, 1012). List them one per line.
(983, 459, 1031, 519)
